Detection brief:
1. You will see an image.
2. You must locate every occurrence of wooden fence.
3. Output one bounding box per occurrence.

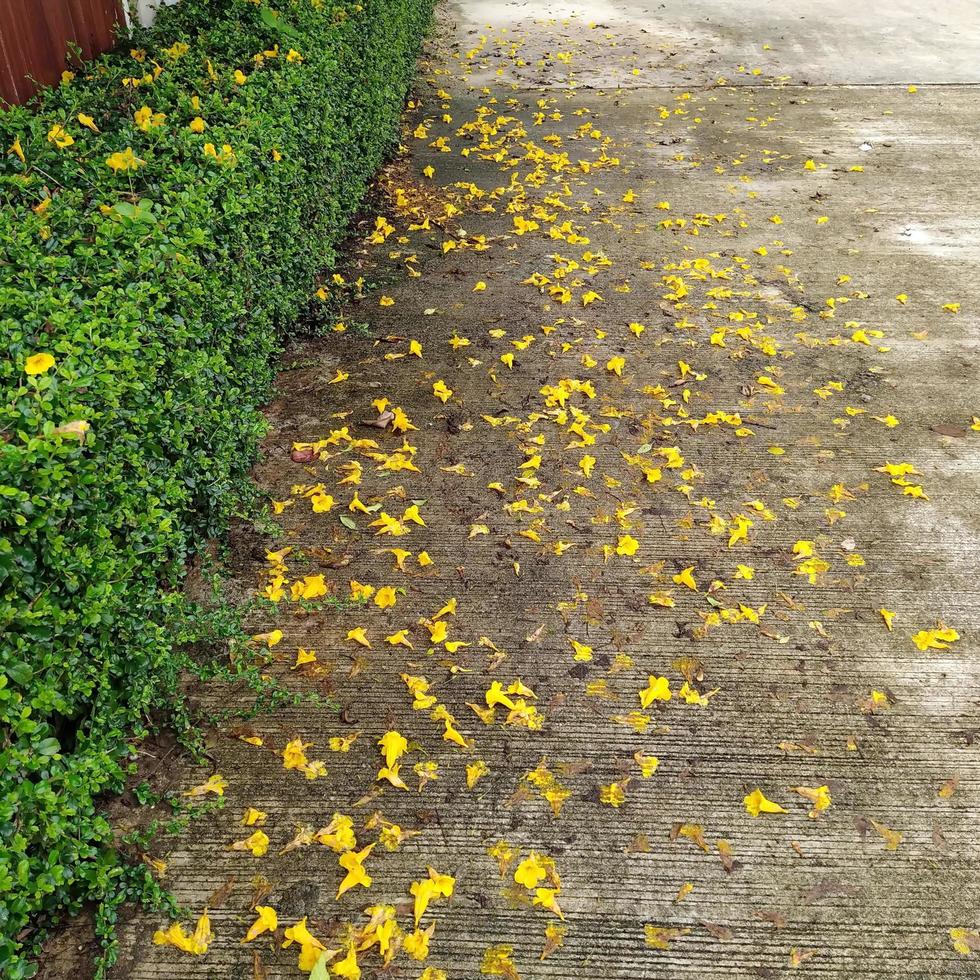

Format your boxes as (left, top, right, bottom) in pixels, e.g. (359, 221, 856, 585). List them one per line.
(0, 0, 125, 106)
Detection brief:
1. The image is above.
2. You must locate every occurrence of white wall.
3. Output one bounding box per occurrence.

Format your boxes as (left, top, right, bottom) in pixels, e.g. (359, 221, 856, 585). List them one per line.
(124, 0, 179, 28)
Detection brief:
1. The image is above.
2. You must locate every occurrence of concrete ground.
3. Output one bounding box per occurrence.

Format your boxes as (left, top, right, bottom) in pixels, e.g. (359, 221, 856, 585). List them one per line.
(111, 2, 980, 978)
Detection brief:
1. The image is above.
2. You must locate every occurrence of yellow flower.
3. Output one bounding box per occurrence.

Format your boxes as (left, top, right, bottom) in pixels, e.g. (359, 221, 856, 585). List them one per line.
(600, 781, 627, 807)
(77, 113, 99, 132)
(133, 106, 165, 131)
(410, 868, 455, 925)
(152, 911, 212, 955)
(203, 142, 235, 163)
(286, 48, 304, 63)
(403, 926, 433, 960)
(106, 147, 144, 172)
(181, 773, 227, 797)
(46, 125, 74, 149)
(234, 69, 247, 84)
(336, 843, 375, 898)
(346, 627, 371, 648)
(792, 784, 832, 818)
(229, 829, 269, 856)
(639, 676, 671, 707)
(514, 854, 547, 888)
(25, 353, 56, 376)
(378, 730, 408, 767)
(310, 492, 334, 512)
(374, 586, 397, 609)
(615, 534, 639, 557)
(8, 137, 25, 163)
(243, 905, 277, 942)
(332, 943, 361, 978)
(466, 760, 489, 788)
(911, 625, 960, 651)
(282, 917, 325, 970)
(743, 788, 787, 817)
(282, 738, 311, 770)
(189, 116, 206, 133)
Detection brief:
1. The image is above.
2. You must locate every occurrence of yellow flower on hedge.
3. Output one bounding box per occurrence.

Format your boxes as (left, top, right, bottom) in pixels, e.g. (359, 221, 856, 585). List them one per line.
(134, 106, 165, 131)
(9, 137, 25, 163)
(286, 48, 304, 63)
(47, 125, 74, 149)
(271, 148, 282, 162)
(106, 147, 143, 172)
(25, 353, 56, 376)
(234, 69, 248, 84)
(189, 116, 206, 133)
(52, 420, 90, 441)
(77, 113, 99, 132)
(203, 143, 235, 163)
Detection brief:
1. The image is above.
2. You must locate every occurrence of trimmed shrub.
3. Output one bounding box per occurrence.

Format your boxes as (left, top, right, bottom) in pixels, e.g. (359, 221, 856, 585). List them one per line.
(0, 0, 432, 973)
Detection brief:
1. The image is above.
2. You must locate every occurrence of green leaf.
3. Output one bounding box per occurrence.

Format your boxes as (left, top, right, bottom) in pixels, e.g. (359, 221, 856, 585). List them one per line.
(308, 950, 331, 980)
(259, 6, 302, 38)
(7, 662, 33, 686)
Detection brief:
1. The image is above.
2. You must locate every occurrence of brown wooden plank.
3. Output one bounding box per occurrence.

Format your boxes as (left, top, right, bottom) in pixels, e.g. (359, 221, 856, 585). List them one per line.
(0, 0, 126, 105)
(2, 0, 49, 102)
(39, 0, 76, 85)
(92, 0, 125, 53)
(0, 0, 28, 104)
(70, 0, 102, 59)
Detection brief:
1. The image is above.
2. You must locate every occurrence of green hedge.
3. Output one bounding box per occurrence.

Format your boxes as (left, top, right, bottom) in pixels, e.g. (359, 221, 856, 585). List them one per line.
(0, 0, 431, 972)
